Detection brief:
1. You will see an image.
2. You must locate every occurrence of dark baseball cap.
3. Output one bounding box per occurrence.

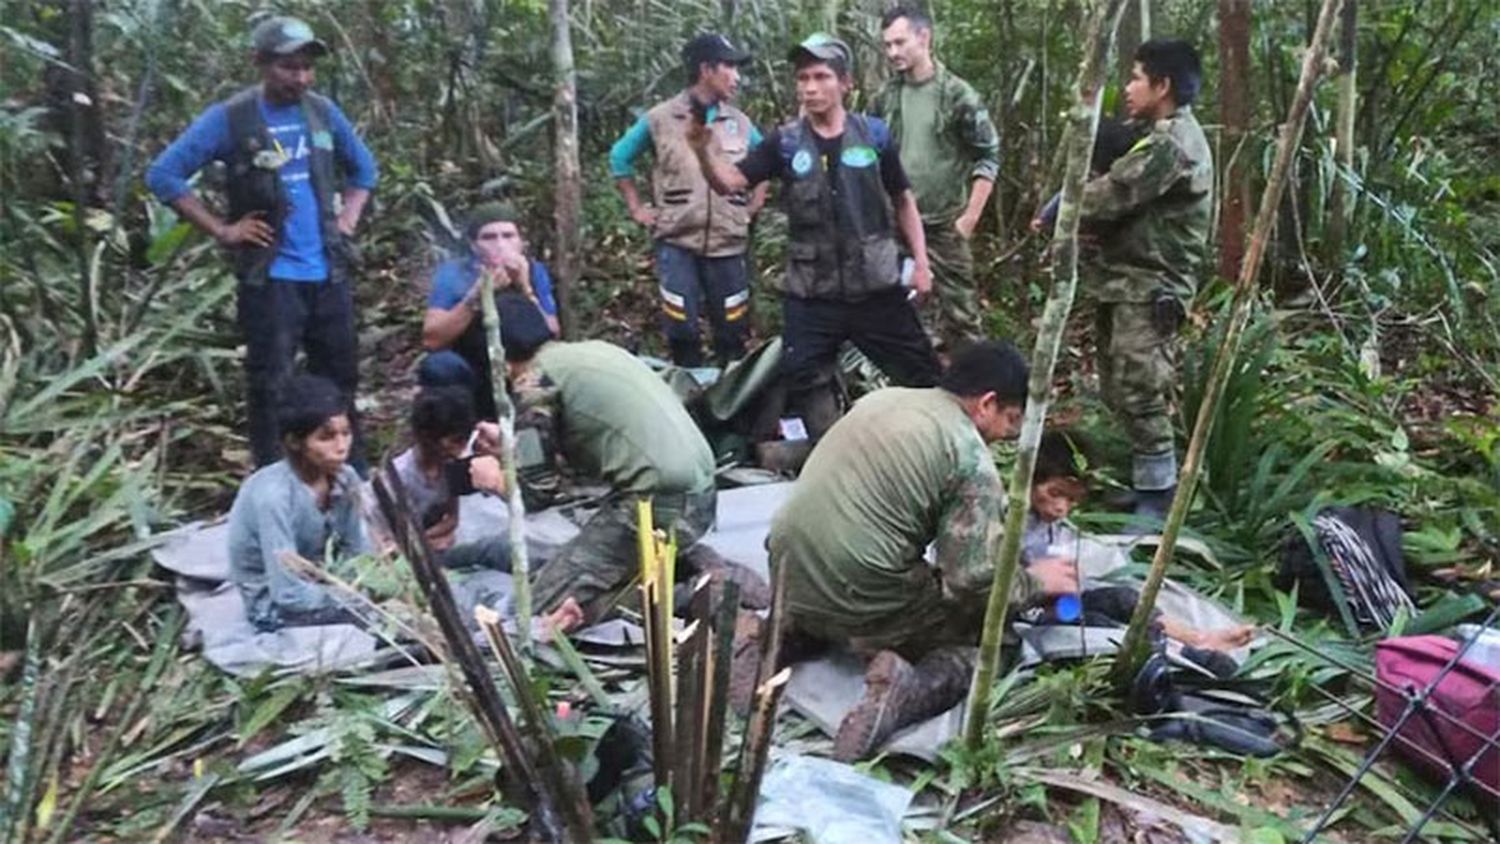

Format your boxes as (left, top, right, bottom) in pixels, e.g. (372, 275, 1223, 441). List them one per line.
(682, 33, 752, 67)
(251, 16, 329, 57)
(788, 32, 852, 71)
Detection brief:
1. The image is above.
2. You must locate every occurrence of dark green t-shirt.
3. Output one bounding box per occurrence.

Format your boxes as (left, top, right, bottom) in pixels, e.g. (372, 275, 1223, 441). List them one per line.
(770, 388, 1033, 626)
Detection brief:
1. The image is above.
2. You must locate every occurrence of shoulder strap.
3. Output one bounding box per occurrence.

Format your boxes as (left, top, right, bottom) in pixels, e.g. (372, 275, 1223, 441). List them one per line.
(302, 92, 334, 138)
(225, 86, 264, 149)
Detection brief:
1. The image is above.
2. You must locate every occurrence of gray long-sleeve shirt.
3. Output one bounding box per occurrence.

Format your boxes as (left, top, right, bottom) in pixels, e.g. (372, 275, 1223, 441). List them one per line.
(228, 460, 370, 631)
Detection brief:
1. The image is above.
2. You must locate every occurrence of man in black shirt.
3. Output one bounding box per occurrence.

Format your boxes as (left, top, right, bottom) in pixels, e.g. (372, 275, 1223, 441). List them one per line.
(691, 33, 941, 440)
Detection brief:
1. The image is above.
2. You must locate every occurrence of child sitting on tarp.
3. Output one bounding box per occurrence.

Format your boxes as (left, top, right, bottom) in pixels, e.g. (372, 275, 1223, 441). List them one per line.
(381, 386, 513, 571)
(229, 375, 372, 631)
(376, 385, 586, 632)
(1024, 429, 1253, 654)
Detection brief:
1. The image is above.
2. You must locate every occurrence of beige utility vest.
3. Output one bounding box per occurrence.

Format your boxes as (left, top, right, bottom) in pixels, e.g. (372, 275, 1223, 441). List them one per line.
(646, 92, 753, 257)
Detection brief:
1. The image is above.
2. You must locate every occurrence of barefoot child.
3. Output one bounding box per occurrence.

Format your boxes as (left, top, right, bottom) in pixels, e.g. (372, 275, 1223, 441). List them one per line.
(1026, 430, 1254, 653)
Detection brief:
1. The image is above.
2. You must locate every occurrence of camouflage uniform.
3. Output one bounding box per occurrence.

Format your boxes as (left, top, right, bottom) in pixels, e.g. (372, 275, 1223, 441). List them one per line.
(769, 388, 1037, 659)
(508, 341, 718, 623)
(872, 63, 1001, 348)
(1079, 106, 1213, 491)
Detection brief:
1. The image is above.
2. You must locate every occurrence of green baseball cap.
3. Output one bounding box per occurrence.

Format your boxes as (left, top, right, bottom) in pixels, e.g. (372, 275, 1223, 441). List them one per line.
(788, 32, 852, 71)
(251, 16, 329, 57)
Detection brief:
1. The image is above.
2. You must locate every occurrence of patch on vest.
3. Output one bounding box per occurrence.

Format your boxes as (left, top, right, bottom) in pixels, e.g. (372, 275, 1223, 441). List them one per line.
(791, 150, 813, 176)
(840, 145, 878, 168)
(312, 130, 334, 150)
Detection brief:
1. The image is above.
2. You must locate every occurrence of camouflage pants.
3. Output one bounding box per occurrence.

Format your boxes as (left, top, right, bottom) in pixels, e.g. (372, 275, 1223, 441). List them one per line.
(531, 488, 717, 623)
(1095, 301, 1179, 490)
(922, 222, 984, 349)
(785, 562, 986, 663)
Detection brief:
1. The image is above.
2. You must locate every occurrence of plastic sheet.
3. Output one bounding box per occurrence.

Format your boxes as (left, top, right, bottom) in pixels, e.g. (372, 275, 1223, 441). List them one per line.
(750, 754, 913, 844)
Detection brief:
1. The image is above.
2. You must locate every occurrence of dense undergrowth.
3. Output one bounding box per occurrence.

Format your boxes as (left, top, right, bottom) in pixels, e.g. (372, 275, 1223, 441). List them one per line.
(2, 0, 1497, 840)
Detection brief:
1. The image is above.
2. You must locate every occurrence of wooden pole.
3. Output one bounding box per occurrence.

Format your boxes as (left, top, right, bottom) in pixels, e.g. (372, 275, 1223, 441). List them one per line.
(478, 272, 533, 653)
(1111, 0, 1348, 687)
(962, 0, 1130, 750)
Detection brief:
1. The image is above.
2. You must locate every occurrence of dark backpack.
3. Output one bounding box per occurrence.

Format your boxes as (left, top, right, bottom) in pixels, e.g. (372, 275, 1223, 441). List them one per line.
(1278, 506, 1414, 633)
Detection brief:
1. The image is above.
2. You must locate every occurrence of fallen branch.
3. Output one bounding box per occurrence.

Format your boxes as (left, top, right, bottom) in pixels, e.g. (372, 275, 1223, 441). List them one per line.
(371, 467, 569, 840)
(475, 606, 594, 838)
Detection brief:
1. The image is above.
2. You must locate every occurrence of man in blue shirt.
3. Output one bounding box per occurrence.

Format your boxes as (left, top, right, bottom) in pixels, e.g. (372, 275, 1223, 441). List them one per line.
(419, 203, 561, 419)
(610, 33, 768, 367)
(146, 16, 379, 469)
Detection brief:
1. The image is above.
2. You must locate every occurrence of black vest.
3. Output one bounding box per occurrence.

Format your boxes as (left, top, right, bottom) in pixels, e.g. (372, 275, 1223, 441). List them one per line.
(779, 115, 900, 300)
(223, 86, 348, 285)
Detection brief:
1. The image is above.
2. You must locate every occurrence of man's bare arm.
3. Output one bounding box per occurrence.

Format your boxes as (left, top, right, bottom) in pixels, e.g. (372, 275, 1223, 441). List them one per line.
(614, 177, 657, 227)
(171, 194, 273, 247)
(955, 177, 994, 238)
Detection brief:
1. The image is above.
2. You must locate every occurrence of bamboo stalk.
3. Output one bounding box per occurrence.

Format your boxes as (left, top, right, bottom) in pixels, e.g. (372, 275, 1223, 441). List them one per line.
(474, 606, 594, 839)
(718, 667, 791, 844)
(638, 498, 677, 794)
(1111, 0, 1348, 687)
(963, 0, 1130, 749)
(370, 468, 566, 841)
(477, 270, 533, 654)
(672, 618, 705, 824)
(699, 579, 739, 816)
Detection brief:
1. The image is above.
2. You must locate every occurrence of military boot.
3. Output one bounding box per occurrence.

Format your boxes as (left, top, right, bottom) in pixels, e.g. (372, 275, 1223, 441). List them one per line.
(833, 648, 971, 761)
(1132, 485, 1176, 522)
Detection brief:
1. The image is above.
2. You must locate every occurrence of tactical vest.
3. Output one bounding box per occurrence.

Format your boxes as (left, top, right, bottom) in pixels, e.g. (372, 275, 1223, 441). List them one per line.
(780, 115, 901, 301)
(223, 86, 348, 285)
(645, 91, 753, 257)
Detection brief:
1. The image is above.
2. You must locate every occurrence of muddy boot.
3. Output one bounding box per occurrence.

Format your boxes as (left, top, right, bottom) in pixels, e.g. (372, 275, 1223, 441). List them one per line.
(728, 611, 767, 716)
(680, 544, 772, 610)
(833, 648, 971, 762)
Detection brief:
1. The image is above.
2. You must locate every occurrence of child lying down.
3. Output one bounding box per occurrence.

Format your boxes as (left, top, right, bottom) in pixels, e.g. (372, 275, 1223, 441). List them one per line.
(1023, 430, 1254, 654)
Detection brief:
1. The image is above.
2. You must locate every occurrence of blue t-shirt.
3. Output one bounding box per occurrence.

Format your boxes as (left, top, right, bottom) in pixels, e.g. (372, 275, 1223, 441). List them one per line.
(145, 90, 379, 282)
(427, 256, 558, 317)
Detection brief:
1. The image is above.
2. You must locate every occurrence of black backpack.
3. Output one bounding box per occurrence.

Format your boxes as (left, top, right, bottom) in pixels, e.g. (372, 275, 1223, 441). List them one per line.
(1277, 506, 1414, 633)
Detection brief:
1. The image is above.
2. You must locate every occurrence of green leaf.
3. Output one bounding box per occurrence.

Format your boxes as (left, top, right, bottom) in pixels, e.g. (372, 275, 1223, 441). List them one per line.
(238, 682, 308, 749)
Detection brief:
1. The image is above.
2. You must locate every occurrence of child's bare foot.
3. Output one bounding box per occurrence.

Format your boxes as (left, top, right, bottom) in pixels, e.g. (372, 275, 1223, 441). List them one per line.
(1198, 624, 1255, 652)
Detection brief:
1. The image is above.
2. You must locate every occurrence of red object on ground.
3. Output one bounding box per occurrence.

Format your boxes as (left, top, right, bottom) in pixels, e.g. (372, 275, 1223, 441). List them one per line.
(1375, 635, 1500, 801)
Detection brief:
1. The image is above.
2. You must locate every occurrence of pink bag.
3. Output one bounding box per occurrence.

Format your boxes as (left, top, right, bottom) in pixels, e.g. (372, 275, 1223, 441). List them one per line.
(1375, 635, 1500, 801)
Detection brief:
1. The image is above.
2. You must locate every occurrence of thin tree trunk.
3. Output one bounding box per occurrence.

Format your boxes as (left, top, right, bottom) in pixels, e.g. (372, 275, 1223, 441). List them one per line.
(1327, 0, 1356, 267)
(548, 0, 582, 337)
(479, 273, 533, 653)
(963, 0, 1130, 750)
(1111, 0, 1347, 688)
(1116, 0, 1149, 95)
(1217, 0, 1252, 281)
